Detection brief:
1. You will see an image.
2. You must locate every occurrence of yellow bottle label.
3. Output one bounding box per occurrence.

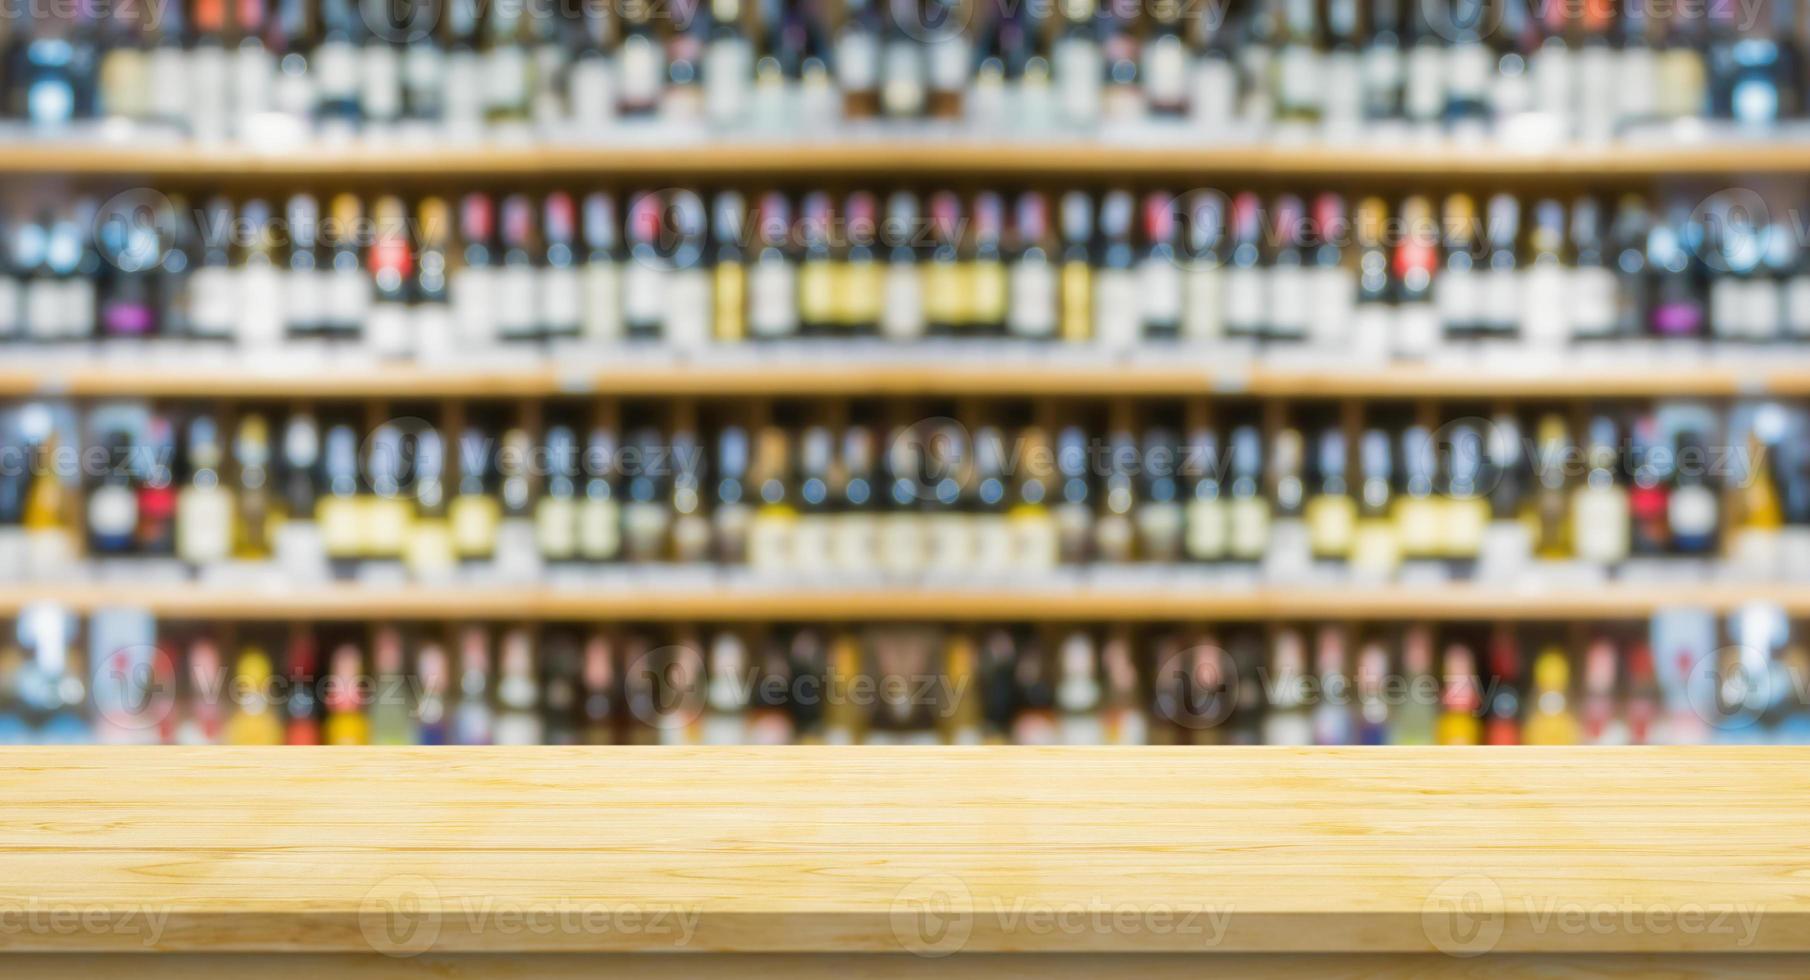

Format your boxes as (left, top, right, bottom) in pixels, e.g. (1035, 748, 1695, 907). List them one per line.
(317, 496, 364, 559)
(1436, 711, 1481, 746)
(449, 494, 501, 558)
(713, 262, 746, 342)
(227, 711, 284, 746)
(1227, 497, 1270, 560)
(798, 259, 840, 326)
(535, 497, 577, 559)
(923, 260, 964, 327)
(324, 713, 371, 746)
(747, 506, 797, 573)
(839, 259, 883, 326)
(1441, 496, 1490, 559)
(363, 496, 413, 558)
(969, 259, 1007, 325)
(405, 519, 456, 580)
(1304, 494, 1356, 558)
(1349, 519, 1401, 576)
(1394, 496, 1443, 558)
(1060, 261, 1092, 342)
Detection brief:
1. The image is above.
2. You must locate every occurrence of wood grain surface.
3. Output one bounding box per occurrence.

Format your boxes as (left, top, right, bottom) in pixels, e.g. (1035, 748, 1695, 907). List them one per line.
(0, 748, 1805, 956)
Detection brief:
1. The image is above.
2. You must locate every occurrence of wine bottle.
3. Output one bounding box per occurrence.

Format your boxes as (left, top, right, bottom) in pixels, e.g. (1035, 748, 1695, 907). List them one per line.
(449, 426, 499, 564)
(1438, 194, 1482, 344)
(1435, 643, 1482, 745)
(1227, 425, 1268, 561)
(1093, 190, 1139, 350)
(494, 629, 542, 745)
(322, 641, 370, 745)
(1224, 191, 1264, 343)
(1482, 193, 1521, 342)
(1266, 194, 1310, 344)
(748, 192, 798, 340)
(1053, 425, 1094, 565)
(881, 191, 926, 341)
(580, 192, 624, 344)
(282, 194, 323, 345)
(231, 414, 273, 561)
(1350, 429, 1399, 578)
(323, 193, 370, 348)
(922, 191, 964, 337)
(1572, 415, 1631, 565)
(839, 191, 883, 335)
(495, 194, 540, 345)
(368, 627, 413, 745)
(1263, 628, 1314, 745)
(536, 426, 579, 563)
(311, 423, 360, 565)
(1058, 190, 1093, 342)
(1053, 0, 1101, 128)
(1521, 199, 1572, 347)
(1306, 427, 1355, 561)
(540, 191, 583, 344)
(1184, 426, 1226, 561)
(1521, 646, 1577, 745)
(711, 425, 751, 564)
(1181, 190, 1225, 342)
(1531, 414, 1572, 559)
(414, 642, 451, 744)
(1392, 195, 1439, 358)
(577, 426, 622, 562)
(622, 427, 671, 563)
(1668, 428, 1720, 555)
(176, 415, 233, 566)
(453, 627, 492, 744)
(226, 647, 283, 745)
(1312, 627, 1354, 745)
(404, 427, 454, 581)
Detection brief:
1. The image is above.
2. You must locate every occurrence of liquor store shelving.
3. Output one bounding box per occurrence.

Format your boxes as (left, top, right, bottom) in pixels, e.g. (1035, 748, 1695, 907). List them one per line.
(13, 139, 1810, 181)
(7, 360, 1810, 399)
(0, 581, 1802, 621)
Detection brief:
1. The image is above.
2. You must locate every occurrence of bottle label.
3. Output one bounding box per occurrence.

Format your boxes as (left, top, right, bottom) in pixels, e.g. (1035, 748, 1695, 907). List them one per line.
(881, 40, 925, 116)
(1310, 265, 1354, 346)
(88, 484, 139, 540)
(567, 56, 614, 125)
(578, 497, 621, 560)
(539, 266, 583, 338)
(1442, 497, 1490, 558)
(1279, 45, 1323, 113)
(1787, 276, 1810, 337)
(1189, 57, 1237, 123)
(1060, 261, 1092, 341)
(313, 41, 358, 101)
(1009, 509, 1059, 571)
(882, 263, 925, 340)
(232, 45, 274, 123)
(238, 264, 285, 347)
(367, 303, 413, 358)
(1669, 484, 1718, 537)
(1134, 501, 1184, 561)
(835, 32, 878, 93)
(1349, 519, 1400, 576)
(747, 510, 796, 573)
(451, 266, 497, 349)
(924, 514, 973, 572)
(1092, 513, 1134, 564)
(1519, 265, 1570, 345)
(1267, 265, 1310, 339)
(1008, 259, 1057, 338)
(1305, 494, 1355, 557)
(1227, 497, 1269, 560)
(1224, 266, 1265, 335)
(706, 41, 752, 121)
(1438, 266, 1479, 335)
(838, 259, 883, 327)
(831, 513, 878, 572)
(1572, 486, 1630, 564)
(317, 496, 364, 558)
(1404, 44, 1445, 120)
(879, 513, 923, 575)
(799, 260, 839, 326)
(970, 259, 1007, 327)
(664, 269, 711, 349)
(623, 501, 671, 561)
(188, 267, 238, 338)
(927, 38, 971, 93)
(1709, 277, 1744, 340)
(1484, 265, 1521, 333)
(0, 277, 18, 337)
(922, 260, 964, 327)
(61, 279, 95, 338)
(748, 259, 797, 337)
(1447, 42, 1491, 101)
(328, 265, 372, 333)
(617, 38, 664, 107)
(1182, 263, 1224, 341)
(285, 266, 323, 335)
(1395, 497, 1443, 556)
(582, 261, 623, 342)
(1568, 266, 1618, 338)
(791, 515, 832, 575)
(535, 497, 577, 559)
(364, 496, 412, 556)
(1143, 37, 1187, 109)
(1054, 39, 1102, 125)
(1185, 498, 1227, 560)
(496, 264, 537, 339)
(360, 44, 402, 120)
(1094, 270, 1141, 349)
(486, 45, 528, 110)
(449, 494, 501, 557)
(1396, 303, 1439, 357)
(177, 485, 233, 565)
(1139, 257, 1182, 331)
(713, 262, 746, 341)
(405, 520, 456, 581)
(1742, 279, 1781, 341)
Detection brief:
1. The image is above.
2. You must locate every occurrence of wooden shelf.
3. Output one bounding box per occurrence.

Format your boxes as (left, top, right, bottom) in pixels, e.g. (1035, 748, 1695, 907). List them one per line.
(0, 581, 1801, 620)
(6, 359, 1807, 399)
(11, 139, 1810, 180)
(2, 746, 1806, 964)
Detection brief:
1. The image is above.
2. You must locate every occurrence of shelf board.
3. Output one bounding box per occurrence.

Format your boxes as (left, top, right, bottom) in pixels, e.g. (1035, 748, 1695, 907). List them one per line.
(0, 582, 1799, 620)
(3, 360, 1803, 399)
(3, 747, 1808, 956)
(10, 139, 1810, 180)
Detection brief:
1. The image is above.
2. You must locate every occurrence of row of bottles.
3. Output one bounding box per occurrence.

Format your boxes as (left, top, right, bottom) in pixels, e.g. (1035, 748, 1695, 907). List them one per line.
(6, 0, 1805, 138)
(18, 186, 1810, 355)
(7, 397, 1810, 582)
(5, 608, 1801, 745)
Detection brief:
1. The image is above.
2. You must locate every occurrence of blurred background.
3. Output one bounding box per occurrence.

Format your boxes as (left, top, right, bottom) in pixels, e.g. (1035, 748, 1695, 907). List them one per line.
(0, 0, 1808, 743)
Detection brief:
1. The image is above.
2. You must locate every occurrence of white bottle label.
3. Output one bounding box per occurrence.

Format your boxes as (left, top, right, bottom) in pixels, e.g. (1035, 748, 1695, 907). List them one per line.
(748, 259, 798, 338)
(1404, 44, 1444, 121)
(568, 56, 615, 126)
(1142, 37, 1187, 109)
(1572, 486, 1630, 564)
(1010, 512, 1059, 572)
(1224, 266, 1265, 335)
(1182, 262, 1224, 341)
(535, 497, 577, 560)
(747, 511, 795, 574)
(1786, 275, 1810, 337)
(148, 46, 189, 123)
(1094, 269, 1140, 349)
(1438, 266, 1479, 334)
(539, 266, 582, 337)
(835, 32, 878, 93)
(1185, 498, 1227, 560)
(1320, 51, 1363, 133)
(486, 45, 528, 110)
(1520, 264, 1571, 346)
(1227, 498, 1270, 560)
(188, 266, 238, 338)
(1396, 303, 1439, 357)
(831, 513, 878, 572)
(881, 264, 924, 340)
(1189, 57, 1237, 125)
(581, 261, 623, 342)
(367, 303, 413, 358)
(237, 264, 284, 347)
(1669, 484, 1717, 538)
(1278, 45, 1323, 113)
(1568, 266, 1618, 339)
(1742, 279, 1781, 341)
(61, 279, 95, 338)
(1485, 265, 1521, 332)
(285, 267, 323, 334)
(926, 38, 970, 93)
(665, 269, 711, 351)
(1007, 259, 1057, 339)
(577, 497, 621, 560)
(360, 44, 402, 121)
(88, 484, 138, 539)
(622, 261, 666, 333)
(187, 46, 229, 140)
(706, 41, 753, 124)
(879, 513, 923, 575)
(1138, 257, 1182, 331)
(1709, 277, 1744, 340)
(617, 37, 663, 107)
(1267, 265, 1310, 339)
(451, 266, 496, 349)
(496, 265, 537, 340)
(1310, 265, 1354, 347)
(1447, 43, 1491, 103)
(328, 265, 371, 333)
(177, 485, 233, 565)
(232, 45, 274, 129)
(1054, 39, 1102, 126)
(0, 277, 18, 337)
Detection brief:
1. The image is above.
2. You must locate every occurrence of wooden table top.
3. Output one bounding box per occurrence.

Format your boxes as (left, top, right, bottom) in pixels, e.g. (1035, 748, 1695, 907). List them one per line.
(1, 747, 1805, 956)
